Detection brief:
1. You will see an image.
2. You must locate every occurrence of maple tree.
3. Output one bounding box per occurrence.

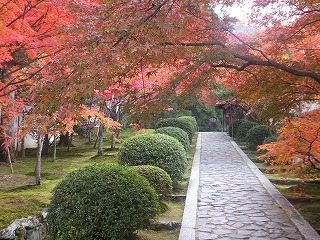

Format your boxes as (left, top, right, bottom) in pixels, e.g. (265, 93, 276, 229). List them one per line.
(259, 108, 320, 178)
(0, 0, 70, 162)
(216, 0, 320, 175)
(0, 0, 319, 179)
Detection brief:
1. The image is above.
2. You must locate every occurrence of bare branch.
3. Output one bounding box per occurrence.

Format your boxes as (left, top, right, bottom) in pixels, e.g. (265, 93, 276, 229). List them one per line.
(6, 0, 45, 27)
(163, 41, 320, 84)
(112, 0, 170, 48)
(283, 19, 320, 41)
(164, 41, 226, 48)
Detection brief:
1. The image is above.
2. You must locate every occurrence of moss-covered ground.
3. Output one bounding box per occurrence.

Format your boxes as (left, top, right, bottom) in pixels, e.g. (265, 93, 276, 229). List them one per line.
(0, 129, 196, 240)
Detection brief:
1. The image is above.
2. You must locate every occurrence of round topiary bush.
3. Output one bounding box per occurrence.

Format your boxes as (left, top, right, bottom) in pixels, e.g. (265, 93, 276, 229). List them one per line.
(178, 116, 198, 133)
(118, 133, 187, 181)
(228, 119, 246, 137)
(132, 165, 173, 195)
(246, 125, 271, 150)
(155, 127, 190, 151)
(155, 118, 195, 142)
(237, 120, 257, 141)
(47, 164, 159, 240)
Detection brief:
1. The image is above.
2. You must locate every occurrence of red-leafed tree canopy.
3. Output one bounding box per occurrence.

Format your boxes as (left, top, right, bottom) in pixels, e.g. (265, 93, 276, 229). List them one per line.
(0, 0, 319, 175)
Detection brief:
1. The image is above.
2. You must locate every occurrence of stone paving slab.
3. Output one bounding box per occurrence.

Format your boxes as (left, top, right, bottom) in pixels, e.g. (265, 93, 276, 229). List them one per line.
(179, 132, 319, 240)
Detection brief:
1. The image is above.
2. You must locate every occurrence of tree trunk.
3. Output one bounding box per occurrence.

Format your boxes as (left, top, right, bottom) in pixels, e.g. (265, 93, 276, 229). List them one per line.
(21, 136, 25, 158)
(97, 124, 105, 156)
(58, 132, 71, 146)
(53, 135, 57, 162)
(111, 133, 116, 149)
(110, 130, 120, 149)
(7, 148, 13, 174)
(35, 135, 44, 185)
(59, 132, 74, 151)
(93, 134, 98, 148)
(67, 133, 73, 151)
(88, 131, 92, 142)
(43, 134, 49, 155)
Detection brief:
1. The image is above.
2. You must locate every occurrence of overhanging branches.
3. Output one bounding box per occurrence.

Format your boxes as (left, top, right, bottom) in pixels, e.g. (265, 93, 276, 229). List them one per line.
(163, 41, 320, 84)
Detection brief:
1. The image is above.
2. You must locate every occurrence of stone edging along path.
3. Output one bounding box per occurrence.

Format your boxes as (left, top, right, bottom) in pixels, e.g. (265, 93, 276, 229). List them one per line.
(231, 140, 319, 240)
(179, 133, 202, 239)
(179, 132, 320, 240)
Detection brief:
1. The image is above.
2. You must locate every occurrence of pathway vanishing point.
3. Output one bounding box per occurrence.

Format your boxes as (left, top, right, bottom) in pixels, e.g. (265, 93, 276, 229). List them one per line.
(179, 132, 320, 240)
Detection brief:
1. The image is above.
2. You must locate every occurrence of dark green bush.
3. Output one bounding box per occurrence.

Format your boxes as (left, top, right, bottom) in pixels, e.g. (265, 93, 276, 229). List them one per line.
(228, 119, 246, 137)
(155, 118, 195, 142)
(237, 121, 257, 141)
(118, 133, 187, 181)
(263, 135, 278, 144)
(155, 127, 190, 151)
(178, 116, 198, 133)
(246, 125, 271, 150)
(132, 165, 173, 195)
(185, 103, 221, 131)
(47, 164, 159, 240)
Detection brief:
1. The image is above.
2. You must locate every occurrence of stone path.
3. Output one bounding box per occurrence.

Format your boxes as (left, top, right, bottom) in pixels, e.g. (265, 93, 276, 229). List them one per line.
(179, 132, 320, 240)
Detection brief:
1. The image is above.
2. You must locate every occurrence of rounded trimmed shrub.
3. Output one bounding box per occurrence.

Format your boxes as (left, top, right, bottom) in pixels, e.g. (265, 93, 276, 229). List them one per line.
(237, 120, 257, 141)
(263, 135, 278, 144)
(155, 118, 195, 142)
(155, 126, 190, 151)
(178, 116, 198, 133)
(118, 133, 187, 181)
(228, 119, 246, 137)
(246, 125, 271, 150)
(47, 164, 159, 240)
(132, 165, 173, 195)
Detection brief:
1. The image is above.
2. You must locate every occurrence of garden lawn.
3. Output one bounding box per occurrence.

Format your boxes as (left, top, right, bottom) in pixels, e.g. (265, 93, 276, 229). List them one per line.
(0, 129, 197, 240)
(0, 129, 149, 229)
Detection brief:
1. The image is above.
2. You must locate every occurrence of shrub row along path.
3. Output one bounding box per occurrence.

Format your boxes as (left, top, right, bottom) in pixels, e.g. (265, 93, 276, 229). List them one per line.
(179, 132, 320, 240)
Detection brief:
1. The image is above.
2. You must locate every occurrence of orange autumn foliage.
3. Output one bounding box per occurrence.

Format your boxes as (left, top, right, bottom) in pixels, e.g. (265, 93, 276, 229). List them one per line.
(259, 108, 320, 178)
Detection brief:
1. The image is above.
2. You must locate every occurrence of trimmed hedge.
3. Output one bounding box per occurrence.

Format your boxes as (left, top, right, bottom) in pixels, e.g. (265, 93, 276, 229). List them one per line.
(118, 133, 187, 181)
(155, 127, 190, 151)
(228, 119, 246, 137)
(47, 164, 159, 240)
(132, 165, 173, 195)
(178, 116, 198, 133)
(246, 125, 271, 150)
(155, 118, 195, 142)
(237, 120, 257, 141)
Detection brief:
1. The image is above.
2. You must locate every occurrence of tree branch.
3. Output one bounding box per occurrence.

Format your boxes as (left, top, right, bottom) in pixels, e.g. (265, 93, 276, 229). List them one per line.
(283, 19, 320, 41)
(112, 0, 170, 48)
(163, 41, 226, 48)
(163, 41, 320, 84)
(6, 0, 45, 27)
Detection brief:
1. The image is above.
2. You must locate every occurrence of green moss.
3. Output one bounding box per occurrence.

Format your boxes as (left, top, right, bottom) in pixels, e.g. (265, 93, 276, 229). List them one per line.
(158, 201, 185, 221)
(136, 229, 180, 240)
(293, 200, 320, 229)
(0, 128, 194, 239)
(0, 129, 143, 229)
(276, 182, 320, 229)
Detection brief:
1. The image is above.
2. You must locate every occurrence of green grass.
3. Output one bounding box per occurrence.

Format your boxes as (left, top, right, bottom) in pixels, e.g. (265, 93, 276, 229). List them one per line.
(134, 133, 197, 240)
(136, 229, 181, 240)
(0, 129, 196, 240)
(293, 201, 320, 228)
(0, 128, 152, 229)
(275, 182, 320, 229)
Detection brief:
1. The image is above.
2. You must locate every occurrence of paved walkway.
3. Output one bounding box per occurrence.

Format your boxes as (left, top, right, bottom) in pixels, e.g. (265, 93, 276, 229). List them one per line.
(179, 132, 320, 240)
